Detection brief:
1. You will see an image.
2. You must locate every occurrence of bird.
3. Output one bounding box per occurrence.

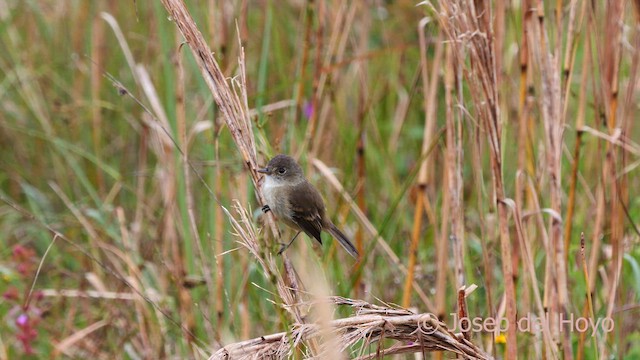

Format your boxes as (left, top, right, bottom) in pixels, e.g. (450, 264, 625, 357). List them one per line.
(257, 154, 359, 258)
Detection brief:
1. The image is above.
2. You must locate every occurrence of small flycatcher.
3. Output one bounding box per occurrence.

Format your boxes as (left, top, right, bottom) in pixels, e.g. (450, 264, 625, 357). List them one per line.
(257, 154, 359, 258)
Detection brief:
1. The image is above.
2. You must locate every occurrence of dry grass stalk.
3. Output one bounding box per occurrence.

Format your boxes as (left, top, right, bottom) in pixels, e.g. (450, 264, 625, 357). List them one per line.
(401, 18, 443, 309)
(223, 201, 306, 319)
(404, 185, 426, 309)
(515, 6, 535, 357)
(353, 20, 368, 298)
(214, 129, 225, 338)
(354, 128, 365, 297)
(620, 0, 640, 270)
(576, 185, 605, 360)
(101, 16, 191, 338)
(307, 1, 357, 159)
(437, 152, 452, 329)
(313, 158, 435, 311)
(456, 287, 470, 342)
(0, 195, 204, 351)
(525, 0, 572, 356)
(518, 0, 533, 179)
(210, 297, 492, 360)
(310, 0, 325, 150)
(593, 1, 626, 358)
(159, 0, 308, 331)
(509, 179, 558, 358)
(578, 233, 598, 357)
(175, 32, 218, 342)
(560, 0, 586, 119)
(427, 0, 518, 357)
(159, 1, 257, 183)
(444, 38, 465, 290)
(420, 20, 443, 190)
(293, 0, 314, 125)
(493, 0, 504, 82)
(563, 17, 591, 260)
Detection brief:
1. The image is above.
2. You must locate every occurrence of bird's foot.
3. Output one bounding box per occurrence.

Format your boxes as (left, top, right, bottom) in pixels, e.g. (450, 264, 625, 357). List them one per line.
(261, 205, 271, 213)
(277, 242, 289, 255)
(277, 231, 301, 256)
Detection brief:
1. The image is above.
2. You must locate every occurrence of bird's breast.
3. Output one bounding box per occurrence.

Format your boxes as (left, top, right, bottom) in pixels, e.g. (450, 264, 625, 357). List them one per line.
(262, 177, 290, 218)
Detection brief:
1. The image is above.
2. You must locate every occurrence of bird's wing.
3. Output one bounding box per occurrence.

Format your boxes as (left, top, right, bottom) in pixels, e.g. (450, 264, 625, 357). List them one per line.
(289, 182, 325, 245)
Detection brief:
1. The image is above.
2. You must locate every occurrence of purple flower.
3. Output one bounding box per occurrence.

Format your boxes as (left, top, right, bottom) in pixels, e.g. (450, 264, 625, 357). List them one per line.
(16, 313, 29, 327)
(303, 101, 314, 119)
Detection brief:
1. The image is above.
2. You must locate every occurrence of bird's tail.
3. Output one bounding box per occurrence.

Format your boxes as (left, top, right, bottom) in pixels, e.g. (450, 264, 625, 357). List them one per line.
(327, 223, 359, 259)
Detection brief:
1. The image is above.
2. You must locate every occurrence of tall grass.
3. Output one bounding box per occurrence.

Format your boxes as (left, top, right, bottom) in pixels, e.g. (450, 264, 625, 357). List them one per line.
(0, 0, 639, 359)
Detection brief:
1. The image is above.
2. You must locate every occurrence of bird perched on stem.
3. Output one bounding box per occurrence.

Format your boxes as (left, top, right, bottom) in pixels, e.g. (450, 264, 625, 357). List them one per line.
(257, 154, 359, 258)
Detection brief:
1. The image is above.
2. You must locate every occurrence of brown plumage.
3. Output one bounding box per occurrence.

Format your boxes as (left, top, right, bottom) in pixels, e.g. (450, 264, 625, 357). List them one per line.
(257, 154, 359, 258)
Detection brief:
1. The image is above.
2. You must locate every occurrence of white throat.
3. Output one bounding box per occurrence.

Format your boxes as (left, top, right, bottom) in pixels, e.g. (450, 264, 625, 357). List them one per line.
(263, 175, 285, 191)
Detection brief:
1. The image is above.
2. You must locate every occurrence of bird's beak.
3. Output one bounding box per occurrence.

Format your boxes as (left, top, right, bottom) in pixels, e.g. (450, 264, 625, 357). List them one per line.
(256, 167, 269, 174)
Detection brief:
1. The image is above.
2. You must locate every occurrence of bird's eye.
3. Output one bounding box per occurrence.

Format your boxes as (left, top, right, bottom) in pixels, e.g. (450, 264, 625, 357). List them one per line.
(277, 168, 286, 174)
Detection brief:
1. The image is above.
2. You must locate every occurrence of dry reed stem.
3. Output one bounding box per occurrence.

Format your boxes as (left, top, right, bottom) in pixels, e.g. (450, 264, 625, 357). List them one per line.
(576, 185, 605, 360)
(159, 1, 257, 183)
(518, 0, 532, 180)
(102, 14, 187, 319)
(298, 0, 340, 157)
(494, 0, 504, 83)
(39, 288, 161, 301)
(312, 158, 435, 311)
(294, 0, 314, 125)
(596, 3, 626, 359)
(210, 297, 492, 360)
(214, 130, 225, 336)
(560, 0, 586, 120)
(403, 187, 426, 309)
(579, 233, 598, 354)
(419, 19, 443, 189)
(353, 145, 365, 296)
(389, 83, 410, 153)
(427, 0, 518, 357)
(560, 0, 588, 262)
(445, 40, 465, 290)
(307, 1, 357, 159)
(509, 179, 559, 358)
(159, 0, 309, 334)
(354, 49, 367, 299)
(310, 0, 325, 150)
(176, 36, 217, 342)
(563, 23, 591, 261)
(169, 30, 199, 346)
(402, 18, 443, 309)
(457, 287, 470, 342)
(522, 176, 554, 338)
(515, 6, 535, 356)
(437, 157, 451, 326)
(525, 0, 574, 355)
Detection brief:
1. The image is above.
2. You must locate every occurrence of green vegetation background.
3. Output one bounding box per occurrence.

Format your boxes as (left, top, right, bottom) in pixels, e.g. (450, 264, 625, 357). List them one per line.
(0, 1, 639, 358)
